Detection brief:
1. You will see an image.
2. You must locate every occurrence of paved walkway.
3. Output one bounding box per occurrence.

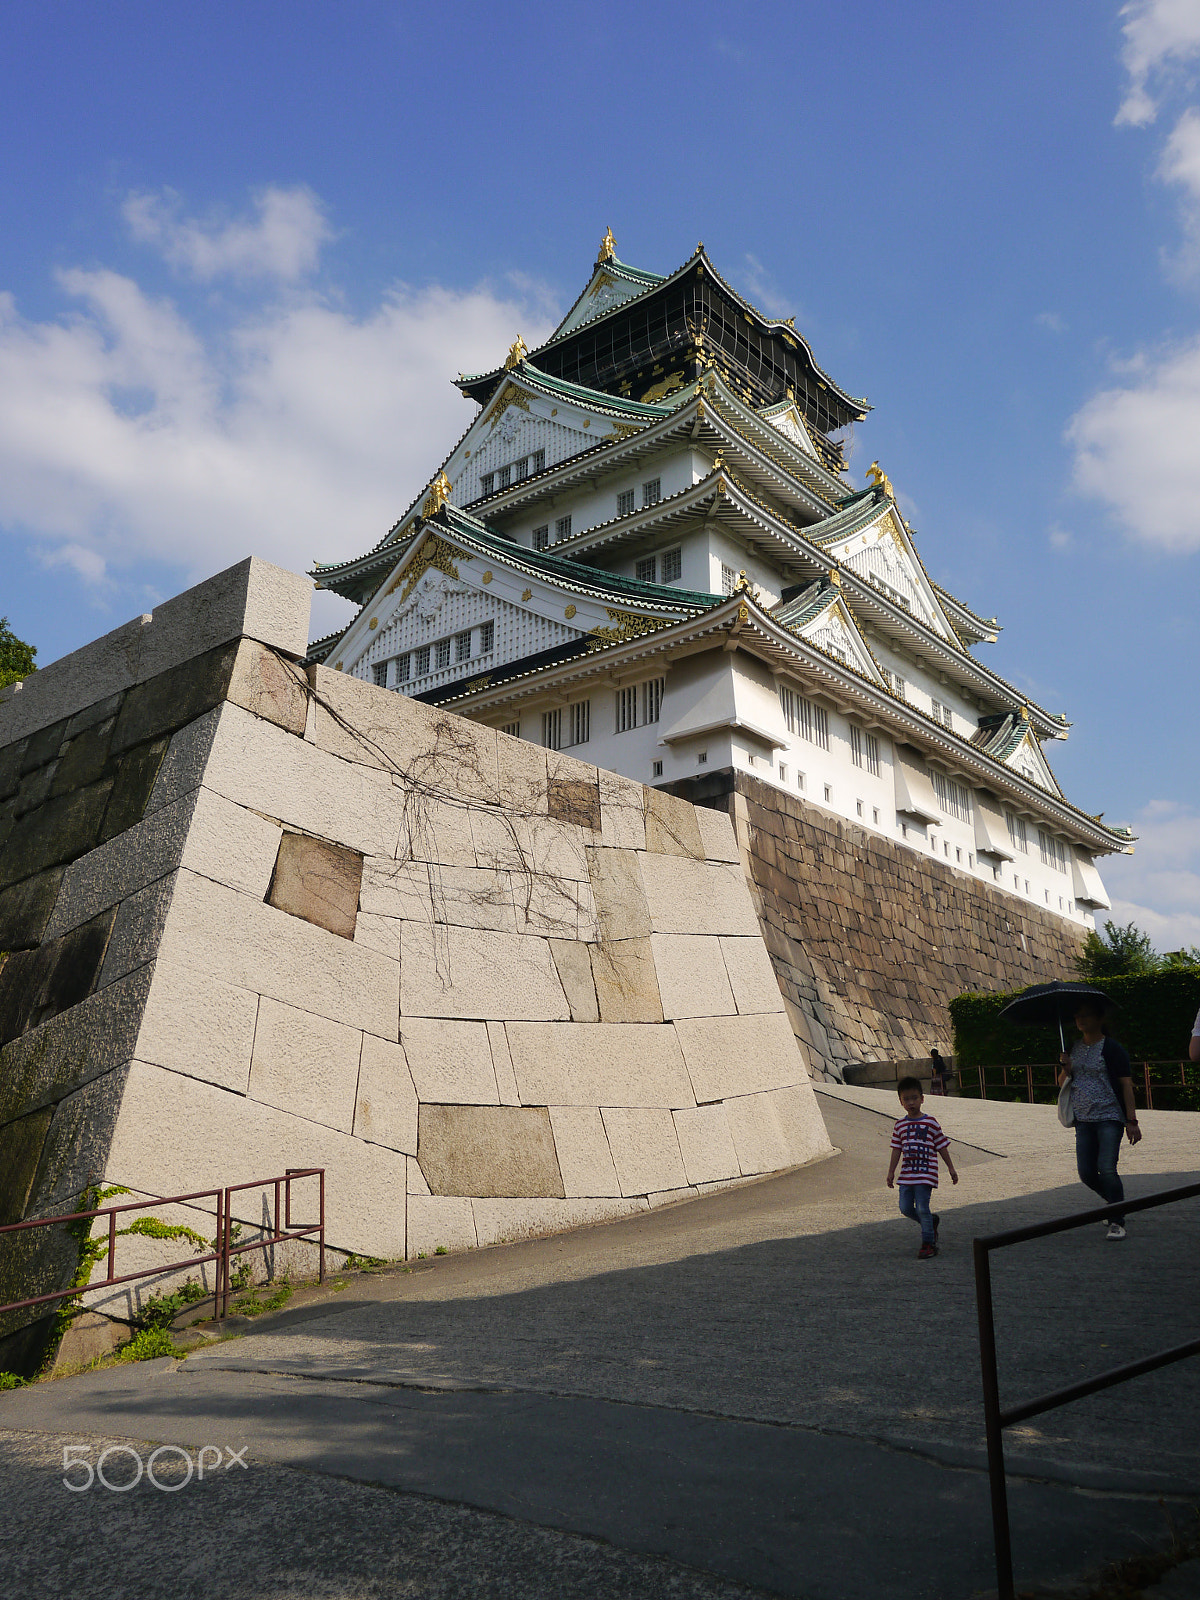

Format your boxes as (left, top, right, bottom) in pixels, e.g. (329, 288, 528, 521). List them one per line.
(2, 1090, 1198, 1598)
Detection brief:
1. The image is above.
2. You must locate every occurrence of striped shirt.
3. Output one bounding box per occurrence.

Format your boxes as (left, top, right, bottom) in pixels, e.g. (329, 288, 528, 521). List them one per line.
(891, 1113, 950, 1187)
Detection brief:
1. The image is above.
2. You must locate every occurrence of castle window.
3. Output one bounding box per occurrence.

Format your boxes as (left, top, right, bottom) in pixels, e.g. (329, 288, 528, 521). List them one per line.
(932, 771, 972, 823)
(372, 662, 387, 688)
(721, 563, 738, 596)
(497, 465, 511, 490)
(636, 556, 656, 583)
(894, 677, 907, 702)
(865, 733, 881, 777)
(541, 708, 562, 750)
(454, 629, 472, 663)
(512, 457, 529, 483)
(532, 449, 545, 472)
(779, 686, 828, 750)
(435, 638, 451, 670)
(615, 685, 637, 733)
(642, 478, 661, 507)
(568, 699, 591, 746)
(479, 620, 494, 654)
(533, 525, 549, 551)
(824, 784, 832, 803)
(641, 677, 664, 724)
(856, 799, 863, 817)
(415, 646, 431, 677)
(797, 772, 806, 791)
(502, 720, 520, 738)
(555, 515, 572, 542)
(697, 750, 707, 765)
(1038, 829, 1068, 873)
(1006, 812, 1029, 854)
(850, 726, 864, 768)
(617, 489, 636, 517)
(661, 548, 682, 583)
(396, 653, 411, 683)
(652, 760, 663, 778)
(873, 807, 880, 824)
(480, 472, 495, 496)
(780, 764, 788, 783)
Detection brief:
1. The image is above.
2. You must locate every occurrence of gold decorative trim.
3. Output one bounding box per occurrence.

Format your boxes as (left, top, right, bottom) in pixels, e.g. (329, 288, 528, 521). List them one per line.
(564, 604, 577, 619)
(487, 384, 532, 431)
(596, 225, 617, 263)
(482, 571, 493, 584)
(736, 602, 749, 625)
(369, 617, 378, 629)
(589, 271, 613, 298)
(640, 370, 684, 404)
(421, 470, 452, 517)
(867, 461, 895, 499)
(504, 334, 528, 370)
(465, 673, 494, 692)
(586, 608, 671, 649)
(607, 421, 642, 440)
(386, 533, 466, 601)
(521, 587, 532, 602)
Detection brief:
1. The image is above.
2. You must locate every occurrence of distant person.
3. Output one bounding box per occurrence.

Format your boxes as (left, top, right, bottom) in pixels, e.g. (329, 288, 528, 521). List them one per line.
(929, 1048, 949, 1095)
(1057, 1001, 1141, 1240)
(1190, 1006, 1200, 1063)
(886, 1076, 959, 1259)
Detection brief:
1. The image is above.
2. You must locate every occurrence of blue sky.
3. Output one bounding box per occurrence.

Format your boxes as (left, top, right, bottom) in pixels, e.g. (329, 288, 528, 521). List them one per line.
(1, 1, 1198, 945)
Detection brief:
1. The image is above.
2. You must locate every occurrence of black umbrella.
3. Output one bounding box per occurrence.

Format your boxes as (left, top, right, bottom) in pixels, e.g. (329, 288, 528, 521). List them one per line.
(998, 981, 1117, 1051)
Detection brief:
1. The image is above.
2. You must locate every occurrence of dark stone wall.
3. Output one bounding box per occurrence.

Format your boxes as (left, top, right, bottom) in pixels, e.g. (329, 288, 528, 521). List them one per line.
(664, 770, 1086, 1081)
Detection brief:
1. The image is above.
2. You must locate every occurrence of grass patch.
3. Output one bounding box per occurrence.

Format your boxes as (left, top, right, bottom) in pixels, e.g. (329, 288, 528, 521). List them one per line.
(115, 1326, 183, 1363)
(0, 1372, 28, 1389)
(231, 1281, 293, 1319)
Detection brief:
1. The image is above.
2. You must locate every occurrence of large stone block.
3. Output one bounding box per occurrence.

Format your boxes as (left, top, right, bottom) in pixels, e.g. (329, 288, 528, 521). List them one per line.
(202, 702, 407, 860)
(267, 833, 363, 940)
(0, 1107, 54, 1224)
(672, 1103, 741, 1186)
(548, 1105, 621, 1197)
(48, 715, 116, 797)
(641, 853, 760, 937)
(511, 871, 596, 940)
(399, 923, 568, 1022)
(724, 1091, 792, 1176)
(406, 1194, 475, 1257)
(497, 735, 549, 816)
(765, 1084, 831, 1167)
(548, 940, 599, 1023)
(472, 1195, 646, 1249)
(156, 869, 399, 1039)
(137, 556, 312, 677)
(43, 789, 198, 941)
(719, 935, 786, 1015)
(135, 955, 258, 1094)
(26, 1065, 131, 1219)
(600, 1107, 688, 1196)
(644, 786, 705, 859)
(248, 998, 362, 1132)
(417, 1104, 565, 1198)
(651, 934, 736, 1020)
(353, 911, 402, 963)
(519, 814, 590, 883)
(590, 938, 663, 1023)
(226, 638, 309, 735)
(598, 769, 646, 851)
(360, 858, 433, 921)
(97, 873, 178, 989)
(427, 864, 520, 934)
(98, 736, 171, 843)
(0, 867, 64, 952)
(103, 1062, 407, 1258)
(1, 966, 153, 1125)
(467, 805, 524, 872)
(693, 803, 741, 863)
(181, 788, 283, 899)
(400, 1018, 499, 1104)
(145, 708, 221, 815)
(547, 773, 601, 832)
(354, 1035, 418, 1155)
(506, 1022, 694, 1109)
(110, 640, 240, 757)
(0, 908, 117, 1048)
(585, 846, 650, 942)
(674, 1012, 806, 1103)
(0, 616, 144, 749)
(0, 778, 115, 891)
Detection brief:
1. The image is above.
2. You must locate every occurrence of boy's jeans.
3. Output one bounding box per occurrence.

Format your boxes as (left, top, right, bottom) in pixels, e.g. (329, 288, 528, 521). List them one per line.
(898, 1184, 936, 1245)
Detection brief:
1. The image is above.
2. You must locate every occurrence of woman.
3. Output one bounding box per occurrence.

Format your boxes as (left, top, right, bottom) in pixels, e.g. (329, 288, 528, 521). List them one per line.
(1057, 1001, 1142, 1240)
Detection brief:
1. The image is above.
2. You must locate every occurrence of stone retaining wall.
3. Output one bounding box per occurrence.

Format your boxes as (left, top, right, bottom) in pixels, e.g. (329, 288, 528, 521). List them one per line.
(0, 561, 830, 1362)
(665, 770, 1086, 1081)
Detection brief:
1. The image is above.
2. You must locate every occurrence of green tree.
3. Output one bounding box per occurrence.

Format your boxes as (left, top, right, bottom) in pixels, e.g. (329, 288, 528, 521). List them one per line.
(0, 617, 36, 690)
(1162, 947, 1200, 971)
(1075, 919, 1160, 980)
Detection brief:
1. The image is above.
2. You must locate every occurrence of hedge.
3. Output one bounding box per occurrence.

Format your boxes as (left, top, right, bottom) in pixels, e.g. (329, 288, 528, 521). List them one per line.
(949, 967, 1200, 1071)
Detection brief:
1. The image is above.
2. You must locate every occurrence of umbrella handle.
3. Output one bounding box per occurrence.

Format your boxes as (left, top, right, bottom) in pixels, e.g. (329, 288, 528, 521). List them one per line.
(1058, 1016, 1065, 1053)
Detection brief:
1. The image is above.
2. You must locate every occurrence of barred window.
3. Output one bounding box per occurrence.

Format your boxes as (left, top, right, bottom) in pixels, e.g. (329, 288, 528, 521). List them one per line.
(894, 676, 907, 702)
(435, 637, 451, 670)
(512, 457, 529, 483)
(779, 686, 828, 749)
(652, 759, 663, 778)
(568, 699, 590, 746)
(1006, 812, 1028, 853)
(480, 472, 495, 495)
(617, 489, 636, 517)
(372, 661, 388, 688)
(932, 770, 972, 823)
(615, 684, 637, 733)
(932, 699, 953, 730)
(636, 556, 656, 583)
(880, 668, 892, 691)
(478, 620, 494, 654)
(541, 708, 562, 750)
(396, 653, 411, 684)
(502, 720, 521, 738)
(866, 733, 881, 777)
(455, 629, 472, 663)
(641, 676, 664, 724)
(533, 525, 549, 551)
(555, 515, 572, 542)
(415, 645, 431, 677)
(497, 465, 511, 490)
(721, 563, 737, 596)
(1039, 829, 1068, 873)
(532, 449, 545, 472)
(661, 547, 682, 583)
(850, 726, 863, 768)
(642, 478, 661, 507)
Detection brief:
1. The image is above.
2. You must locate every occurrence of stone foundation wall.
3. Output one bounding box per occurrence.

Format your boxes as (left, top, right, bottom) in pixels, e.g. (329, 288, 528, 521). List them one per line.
(0, 562, 830, 1364)
(665, 770, 1086, 1081)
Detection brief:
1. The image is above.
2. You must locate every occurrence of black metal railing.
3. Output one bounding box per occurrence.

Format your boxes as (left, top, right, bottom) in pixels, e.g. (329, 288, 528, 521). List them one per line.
(974, 1179, 1200, 1599)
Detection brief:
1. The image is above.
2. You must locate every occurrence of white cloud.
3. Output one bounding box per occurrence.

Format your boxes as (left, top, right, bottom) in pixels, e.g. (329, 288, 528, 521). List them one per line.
(1159, 104, 1200, 270)
(123, 186, 333, 282)
(1115, 0, 1200, 127)
(0, 191, 557, 640)
(1101, 799, 1200, 951)
(1036, 311, 1066, 332)
(1066, 334, 1200, 551)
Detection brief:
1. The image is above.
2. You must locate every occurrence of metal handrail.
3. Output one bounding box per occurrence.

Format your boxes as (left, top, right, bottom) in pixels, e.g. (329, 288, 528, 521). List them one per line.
(957, 1059, 1195, 1106)
(974, 1179, 1200, 1599)
(0, 1169, 324, 1326)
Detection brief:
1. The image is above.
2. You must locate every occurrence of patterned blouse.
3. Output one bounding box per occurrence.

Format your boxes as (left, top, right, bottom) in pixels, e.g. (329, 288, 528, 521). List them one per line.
(1069, 1039, 1124, 1123)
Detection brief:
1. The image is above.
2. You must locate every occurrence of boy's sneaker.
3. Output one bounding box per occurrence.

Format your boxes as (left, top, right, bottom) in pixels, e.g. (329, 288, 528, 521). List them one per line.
(1106, 1222, 1127, 1240)
(917, 1242, 938, 1259)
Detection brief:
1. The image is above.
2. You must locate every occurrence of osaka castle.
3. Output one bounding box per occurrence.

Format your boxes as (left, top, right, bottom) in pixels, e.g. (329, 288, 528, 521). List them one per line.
(309, 231, 1130, 974)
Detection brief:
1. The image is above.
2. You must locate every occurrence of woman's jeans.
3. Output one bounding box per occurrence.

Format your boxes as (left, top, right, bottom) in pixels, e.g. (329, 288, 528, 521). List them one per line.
(898, 1184, 936, 1245)
(1075, 1120, 1125, 1217)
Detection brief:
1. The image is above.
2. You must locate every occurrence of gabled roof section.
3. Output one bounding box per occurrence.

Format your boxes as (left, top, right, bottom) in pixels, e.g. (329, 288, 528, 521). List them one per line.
(771, 579, 884, 684)
(758, 396, 819, 459)
(548, 255, 666, 342)
(818, 499, 958, 643)
(971, 712, 1064, 798)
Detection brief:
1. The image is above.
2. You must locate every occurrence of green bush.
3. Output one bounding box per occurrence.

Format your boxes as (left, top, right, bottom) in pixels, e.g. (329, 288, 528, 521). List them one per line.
(116, 1326, 181, 1362)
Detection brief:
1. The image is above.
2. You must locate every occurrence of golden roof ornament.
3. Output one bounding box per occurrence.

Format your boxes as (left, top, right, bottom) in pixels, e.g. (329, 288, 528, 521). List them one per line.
(734, 569, 752, 594)
(596, 226, 617, 264)
(421, 470, 452, 518)
(504, 334, 529, 370)
(866, 461, 895, 499)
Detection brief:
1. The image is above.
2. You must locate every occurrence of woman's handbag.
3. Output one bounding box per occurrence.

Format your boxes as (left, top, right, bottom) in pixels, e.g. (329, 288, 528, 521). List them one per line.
(1057, 1077, 1075, 1128)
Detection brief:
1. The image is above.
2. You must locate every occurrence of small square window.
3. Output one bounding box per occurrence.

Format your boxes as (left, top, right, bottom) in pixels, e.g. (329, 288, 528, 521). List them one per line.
(642, 478, 661, 507)
(435, 638, 451, 670)
(454, 629, 471, 663)
(497, 465, 511, 489)
(396, 653, 411, 683)
(617, 489, 636, 517)
(781, 764, 789, 783)
(661, 547, 682, 583)
(480, 472, 495, 496)
(824, 784, 832, 803)
(636, 556, 656, 583)
(697, 750, 707, 765)
(873, 807, 880, 824)
(479, 620, 494, 654)
(555, 515, 572, 542)
(856, 799, 863, 817)
(372, 662, 387, 688)
(721, 563, 738, 596)
(415, 645, 431, 676)
(532, 449, 545, 472)
(533, 525, 549, 551)
(652, 759, 663, 778)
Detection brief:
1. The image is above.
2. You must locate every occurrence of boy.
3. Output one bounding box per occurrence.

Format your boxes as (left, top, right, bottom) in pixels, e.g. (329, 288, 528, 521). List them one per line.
(886, 1076, 958, 1258)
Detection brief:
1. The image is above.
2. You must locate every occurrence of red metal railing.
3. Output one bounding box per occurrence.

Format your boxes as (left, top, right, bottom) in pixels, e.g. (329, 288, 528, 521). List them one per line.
(956, 1060, 1195, 1108)
(0, 1168, 324, 1324)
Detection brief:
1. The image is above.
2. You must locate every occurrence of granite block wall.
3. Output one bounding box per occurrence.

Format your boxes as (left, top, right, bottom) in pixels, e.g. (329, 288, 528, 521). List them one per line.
(665, 770, 1087, 1081)
(0, 561, 830, 1359)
